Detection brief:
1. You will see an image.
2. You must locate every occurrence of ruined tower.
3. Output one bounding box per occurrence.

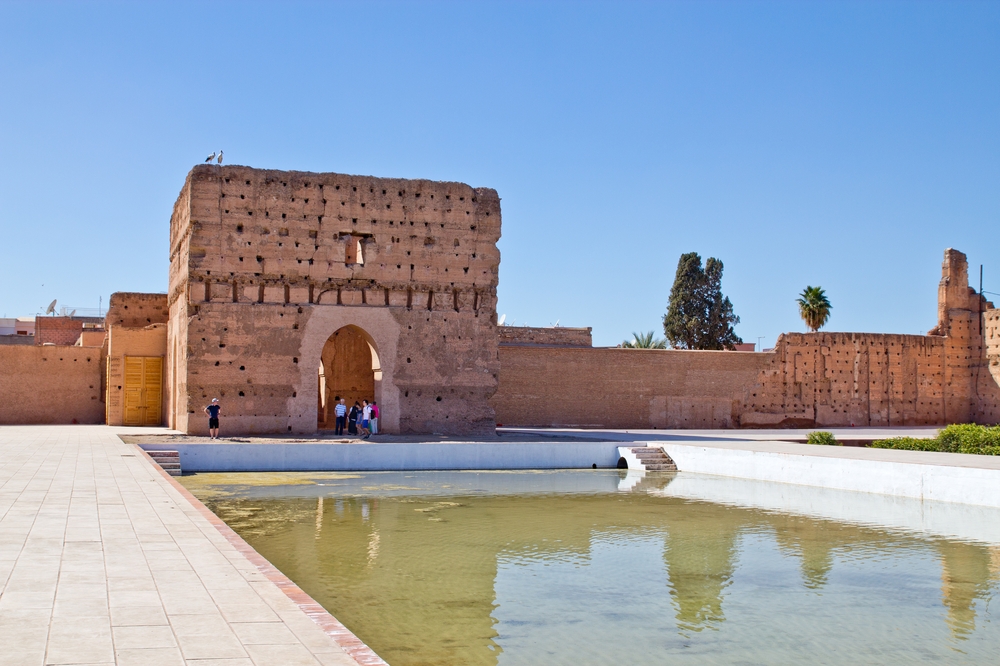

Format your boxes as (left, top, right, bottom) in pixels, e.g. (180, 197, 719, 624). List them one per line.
(166, 165, 502, 435)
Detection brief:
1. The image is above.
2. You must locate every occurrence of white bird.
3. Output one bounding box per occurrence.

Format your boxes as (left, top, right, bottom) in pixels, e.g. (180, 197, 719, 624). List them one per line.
(205, 152, 216, 163)
(217, 150, 224, 165)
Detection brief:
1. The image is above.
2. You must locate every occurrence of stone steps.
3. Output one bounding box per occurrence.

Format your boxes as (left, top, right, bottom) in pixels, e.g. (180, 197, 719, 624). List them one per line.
(146, 450, 182, 476)
(630, 447, 677, 472)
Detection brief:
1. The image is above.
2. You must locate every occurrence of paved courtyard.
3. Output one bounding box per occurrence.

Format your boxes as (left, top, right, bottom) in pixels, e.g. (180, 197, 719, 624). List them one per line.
(0, 425, 374, 666)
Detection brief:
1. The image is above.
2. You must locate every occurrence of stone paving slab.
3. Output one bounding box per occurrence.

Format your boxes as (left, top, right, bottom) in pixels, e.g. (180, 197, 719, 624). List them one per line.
(0, 425, 386, 666)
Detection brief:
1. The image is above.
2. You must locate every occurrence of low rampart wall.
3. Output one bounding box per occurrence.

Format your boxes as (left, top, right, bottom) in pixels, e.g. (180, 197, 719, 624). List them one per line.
(0, 346, 104, 424)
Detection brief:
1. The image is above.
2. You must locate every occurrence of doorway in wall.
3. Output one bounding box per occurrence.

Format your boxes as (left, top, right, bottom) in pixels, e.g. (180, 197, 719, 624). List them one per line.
(123, 356, 163, 426)
(318, 325, 381, 429)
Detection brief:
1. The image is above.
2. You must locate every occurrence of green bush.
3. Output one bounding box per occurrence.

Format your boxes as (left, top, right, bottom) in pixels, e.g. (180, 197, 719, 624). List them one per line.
(938, 424, 1000, 454)
(870, 425, 1000, 456)
(871, 437, 941, 452)
(807, 431, 838, 446)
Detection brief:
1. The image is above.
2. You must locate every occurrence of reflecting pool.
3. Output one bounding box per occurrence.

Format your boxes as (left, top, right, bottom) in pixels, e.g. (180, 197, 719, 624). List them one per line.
(180, 470, 1000, 665)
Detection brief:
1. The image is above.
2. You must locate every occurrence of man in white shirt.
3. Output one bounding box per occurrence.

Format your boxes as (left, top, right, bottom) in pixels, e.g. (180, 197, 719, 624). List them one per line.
(334, 398, 347, 435)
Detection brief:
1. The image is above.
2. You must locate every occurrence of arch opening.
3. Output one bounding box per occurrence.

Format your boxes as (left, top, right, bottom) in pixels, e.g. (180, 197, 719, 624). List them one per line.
(317, 325, 382, 430)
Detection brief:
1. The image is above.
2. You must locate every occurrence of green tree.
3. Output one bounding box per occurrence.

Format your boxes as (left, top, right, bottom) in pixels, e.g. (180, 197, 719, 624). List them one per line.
(620, 331, 668, 349)
(663, 252, 742, 350)
(797, 286, 831, 332)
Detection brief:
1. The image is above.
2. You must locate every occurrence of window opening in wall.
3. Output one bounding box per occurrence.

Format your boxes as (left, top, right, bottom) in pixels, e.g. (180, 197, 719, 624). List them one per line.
(345, 236, 364, 265)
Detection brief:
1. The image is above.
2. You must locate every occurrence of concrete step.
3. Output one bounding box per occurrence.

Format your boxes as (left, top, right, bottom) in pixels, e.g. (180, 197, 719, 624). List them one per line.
(145, 450, 182, 475)
(629, 447, 678, 472)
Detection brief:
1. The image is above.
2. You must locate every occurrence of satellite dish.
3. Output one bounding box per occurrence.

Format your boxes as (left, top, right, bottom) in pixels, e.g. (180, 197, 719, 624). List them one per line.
(45, 299, 57, 315)
(498, 314, 506, 326)
(69, 309, 76, 318)
(554, 319, 560, 327)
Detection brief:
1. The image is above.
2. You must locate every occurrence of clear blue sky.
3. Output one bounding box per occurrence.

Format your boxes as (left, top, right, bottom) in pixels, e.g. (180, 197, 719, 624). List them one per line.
(1, 1, 997, 347)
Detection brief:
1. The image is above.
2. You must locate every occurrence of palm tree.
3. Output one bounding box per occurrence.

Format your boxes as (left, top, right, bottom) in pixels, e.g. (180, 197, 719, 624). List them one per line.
(620, 331, 668, 349)
(797, 286, 831, 332)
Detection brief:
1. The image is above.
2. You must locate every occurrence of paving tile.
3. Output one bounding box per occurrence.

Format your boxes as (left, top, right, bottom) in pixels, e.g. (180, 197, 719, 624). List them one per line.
(113, 624, 178, 649)
(244, 643, 323, 665)
(109, 588, 163, 608)
(45, 615, 114, 664)
(229, 621, 300, 645)
(110, 605, 169, 627)
(115, 647, 185, 666)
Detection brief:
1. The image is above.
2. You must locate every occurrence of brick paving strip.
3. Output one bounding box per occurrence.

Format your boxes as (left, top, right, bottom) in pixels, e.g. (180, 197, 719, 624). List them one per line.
(0, 425, 388, 666)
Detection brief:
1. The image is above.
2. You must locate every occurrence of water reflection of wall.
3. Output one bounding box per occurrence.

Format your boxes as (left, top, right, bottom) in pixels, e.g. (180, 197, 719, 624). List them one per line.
(194, 471, 1000, 665)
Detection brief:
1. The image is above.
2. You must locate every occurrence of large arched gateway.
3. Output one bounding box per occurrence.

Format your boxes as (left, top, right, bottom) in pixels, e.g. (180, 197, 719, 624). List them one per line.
(165, 165, 501, 436)
(317, 325, 380, 429)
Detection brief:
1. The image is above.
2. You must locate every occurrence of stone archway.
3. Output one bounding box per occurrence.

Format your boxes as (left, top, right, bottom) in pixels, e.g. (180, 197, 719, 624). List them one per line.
(317, 325, 382, 430)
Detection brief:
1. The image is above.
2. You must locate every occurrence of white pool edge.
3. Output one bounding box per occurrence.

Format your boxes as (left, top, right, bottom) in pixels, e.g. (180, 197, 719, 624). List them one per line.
(659, 442, 1000, 508)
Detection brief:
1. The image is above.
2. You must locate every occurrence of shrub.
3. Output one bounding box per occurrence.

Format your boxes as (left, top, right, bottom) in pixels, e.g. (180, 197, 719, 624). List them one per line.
(871, 437, 941, 452)
(807, 431, 838, 446)
(938, 424, 1000, 454)
(870, 425, 1000, 456)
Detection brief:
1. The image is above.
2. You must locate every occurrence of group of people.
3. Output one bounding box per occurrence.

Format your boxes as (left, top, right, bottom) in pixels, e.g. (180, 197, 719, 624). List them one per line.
(332, 398, 379, 439)
(203, 396, 380, 440)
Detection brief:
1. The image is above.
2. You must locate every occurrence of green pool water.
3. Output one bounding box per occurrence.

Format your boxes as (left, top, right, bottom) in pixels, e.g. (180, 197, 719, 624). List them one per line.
(181, 470, 1000, 665)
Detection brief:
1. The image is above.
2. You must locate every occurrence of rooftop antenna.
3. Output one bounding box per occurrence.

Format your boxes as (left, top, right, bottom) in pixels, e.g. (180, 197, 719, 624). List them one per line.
(498, 314, 506, 326)
(45, 299, 57, 316)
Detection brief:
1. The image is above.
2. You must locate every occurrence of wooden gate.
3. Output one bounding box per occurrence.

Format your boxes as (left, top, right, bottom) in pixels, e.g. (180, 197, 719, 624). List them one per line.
(123, 356, 163, 426)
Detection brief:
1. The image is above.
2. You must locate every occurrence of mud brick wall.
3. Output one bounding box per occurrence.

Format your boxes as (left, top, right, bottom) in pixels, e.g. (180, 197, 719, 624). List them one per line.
(491, 347, 772, 428)
(0, 346, 104, 424)
(106, 293, 169, 328)
(738, 332, 948, 427)
(167, 165, 501, 436)
(495, 249, 1000, 429)
(498, 326, 593, 347)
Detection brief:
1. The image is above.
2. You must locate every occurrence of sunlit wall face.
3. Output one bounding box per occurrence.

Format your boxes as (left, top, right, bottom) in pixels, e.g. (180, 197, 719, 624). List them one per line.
(182, 471, 1000, 666)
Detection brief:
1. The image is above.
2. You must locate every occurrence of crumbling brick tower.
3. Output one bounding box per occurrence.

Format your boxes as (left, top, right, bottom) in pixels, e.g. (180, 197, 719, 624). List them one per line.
(166, 165, 501, 435)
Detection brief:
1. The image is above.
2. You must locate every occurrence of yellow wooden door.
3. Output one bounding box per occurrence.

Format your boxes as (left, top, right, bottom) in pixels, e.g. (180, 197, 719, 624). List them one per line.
(123, 356, 163, 426)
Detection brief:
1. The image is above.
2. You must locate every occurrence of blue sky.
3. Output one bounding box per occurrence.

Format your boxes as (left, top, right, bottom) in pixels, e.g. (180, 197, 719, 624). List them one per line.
(1, 1, 997, 347)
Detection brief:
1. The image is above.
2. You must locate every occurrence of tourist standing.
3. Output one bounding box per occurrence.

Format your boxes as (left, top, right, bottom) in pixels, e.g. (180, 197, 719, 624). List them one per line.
(334, 398, 347, 436)
(370, 401, 379, 435)
(204, 398, 221, 440)
(348, 402, 360, 436)
(361, 400, 371, 439)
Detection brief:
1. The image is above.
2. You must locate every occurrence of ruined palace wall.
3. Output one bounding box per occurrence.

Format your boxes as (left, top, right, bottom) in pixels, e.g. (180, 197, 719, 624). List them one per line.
(106, 292, 169, 328)
(168, 165, 501, 435)
(0, 346, 103, 424)
(491, 347, 771, 428)
(978, 308, 1000, 424)
(738, 333, 948, 427)
(498, 326, 593, 347)
(167, 181, 193, 431)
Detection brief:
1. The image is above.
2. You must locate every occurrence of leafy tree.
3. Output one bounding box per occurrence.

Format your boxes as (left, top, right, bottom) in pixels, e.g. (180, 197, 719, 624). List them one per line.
(662, 252, 742, 350)
(620, 331, 668, 349)
(797, 286, 831, 332)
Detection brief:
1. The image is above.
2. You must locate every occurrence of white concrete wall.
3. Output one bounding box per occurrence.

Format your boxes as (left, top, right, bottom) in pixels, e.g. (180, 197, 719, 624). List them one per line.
(146, 441, 622, 472)
(657, 473, 1000, 544)
(660, 442, 1000, 508)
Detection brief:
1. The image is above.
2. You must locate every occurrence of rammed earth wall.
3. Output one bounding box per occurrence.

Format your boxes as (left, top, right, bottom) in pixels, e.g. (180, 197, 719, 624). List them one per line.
(0, 346, 104, 424)
(166, 165, 501, 436)
(493, 249, 1000, 429)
